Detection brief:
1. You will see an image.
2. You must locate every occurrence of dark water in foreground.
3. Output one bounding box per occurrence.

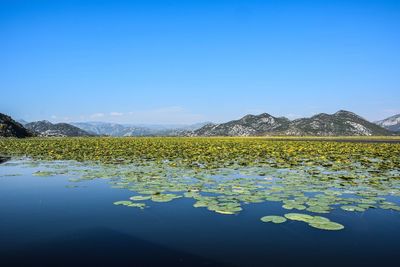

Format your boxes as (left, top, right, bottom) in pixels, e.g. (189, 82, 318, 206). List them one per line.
(0, 160, 399, 267)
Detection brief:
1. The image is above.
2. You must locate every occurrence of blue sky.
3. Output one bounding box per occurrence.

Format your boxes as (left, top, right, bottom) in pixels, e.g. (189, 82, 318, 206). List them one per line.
(1, 0, 399, 124)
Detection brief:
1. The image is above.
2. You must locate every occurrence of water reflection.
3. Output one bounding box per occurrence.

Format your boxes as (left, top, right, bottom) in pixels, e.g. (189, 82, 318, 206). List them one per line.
(0, 159, 400, 267)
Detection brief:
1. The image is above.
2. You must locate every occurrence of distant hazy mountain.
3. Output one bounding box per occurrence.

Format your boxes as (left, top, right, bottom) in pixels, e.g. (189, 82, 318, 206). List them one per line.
(191, 110, 392, 136)
(71, 121, 210, 136)
(71, 122, 151, 136)
(131, 122, 211, 131)
(0, 113, 34, 138)
(375, 114, 400, 132)
(17, 119, 28, 126)
(25, 121, 93, 137)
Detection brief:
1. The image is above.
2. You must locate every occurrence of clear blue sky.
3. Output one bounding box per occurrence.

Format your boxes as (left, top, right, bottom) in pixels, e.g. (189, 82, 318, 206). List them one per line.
(1, 0, 399, 124)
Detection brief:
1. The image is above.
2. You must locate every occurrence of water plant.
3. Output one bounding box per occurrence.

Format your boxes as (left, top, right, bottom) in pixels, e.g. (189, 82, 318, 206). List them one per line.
(260, 216, 287, 224)
(1, 137, 399, 231)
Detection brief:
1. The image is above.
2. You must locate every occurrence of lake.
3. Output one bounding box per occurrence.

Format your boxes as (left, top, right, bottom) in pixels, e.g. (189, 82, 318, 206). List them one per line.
(0, 158, 399, 267)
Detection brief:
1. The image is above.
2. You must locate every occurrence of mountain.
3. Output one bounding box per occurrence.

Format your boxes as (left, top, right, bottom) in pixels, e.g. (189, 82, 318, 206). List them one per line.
(191, 110, 392, 136)
(0, 113, 34, 138)
(71, 122, 210, 136)
(25, 121, 93, 137)
(130, 122, 211, 131)
(285, 110, 390, 136)
(71, 122, 153, 136)
(375, 114, 400, 132)
(3, 111, 393, 138)
(193, 113, 290, 136)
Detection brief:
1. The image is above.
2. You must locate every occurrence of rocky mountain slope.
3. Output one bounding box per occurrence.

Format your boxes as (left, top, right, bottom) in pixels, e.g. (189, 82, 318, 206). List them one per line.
(194, 113, 290, 136)
(285, 110, 390, 136)
(191, 110, 392, 136)
(375, 114, 400, 132)
(25, 121, 93, 137)
(0, 113, 34, 138)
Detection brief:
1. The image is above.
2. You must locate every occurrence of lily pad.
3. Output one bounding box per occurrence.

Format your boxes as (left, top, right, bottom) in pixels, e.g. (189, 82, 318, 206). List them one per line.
(341, 205, 365, 212)
(260, 215, 287, 224)
(113, 201, 133, 206)
(308, 221, 344, 231)
(282, 204, 306, 210)
(33, 171, 57, 177)
(284, 213, 314, 222)
(130, 195, 152, 201)
(151, 193, 181, 202)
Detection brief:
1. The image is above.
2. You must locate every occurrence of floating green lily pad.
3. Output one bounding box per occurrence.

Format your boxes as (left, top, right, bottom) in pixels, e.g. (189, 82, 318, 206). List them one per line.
(151, 193, 181, 202)
(113, 200, 146, 209)
(282, 204, 307, 210)
(306, 206, 330, 214)
(341, 205, 365, 212)
(309, 216, 331, 224)
(113, 201, 133, 206)
(308, 221, 344, 231)
(284, 213, 314, 222)
(260, 215, 287, 224)
(130, 195, 152, 201)
(33, 171, 57, 177)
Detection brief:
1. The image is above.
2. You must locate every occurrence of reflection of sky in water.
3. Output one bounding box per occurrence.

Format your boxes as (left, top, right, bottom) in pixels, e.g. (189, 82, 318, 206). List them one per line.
(0, 158, 400, 266)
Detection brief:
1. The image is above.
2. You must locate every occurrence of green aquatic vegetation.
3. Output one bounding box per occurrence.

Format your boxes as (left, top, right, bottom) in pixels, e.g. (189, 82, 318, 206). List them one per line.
(193, 200, 211, 208)
(380, 203, 400, 211)
(113, 201, 133, 206)
(129, 195, 152, 201)
(341, 205, 366, 212)
(1, 137, 400, 231)
(285, 213, 344, 231)
(306, 206, 330, 214)
(309, 216, 331, 223)
(1, 137, 400, 171)
(127, 202, 147, 209)
(284, 213, 314, 222)
(209, 206, 240, 215)
(32, 170, 58, 177)
(357, 204, 376, 209)
(282, 202, 307, 210)
(308, 221, 344, 231)
(260, 215, 287, 224)
(113, 200, 146, 209)
(192, 195, 243, 215)
(184, 191, 200, 198)
(151, 193, 181, 202)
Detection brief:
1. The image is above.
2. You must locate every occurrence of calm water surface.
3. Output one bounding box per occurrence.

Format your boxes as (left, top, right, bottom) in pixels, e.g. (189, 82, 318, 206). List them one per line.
(0, 159, 399, 267)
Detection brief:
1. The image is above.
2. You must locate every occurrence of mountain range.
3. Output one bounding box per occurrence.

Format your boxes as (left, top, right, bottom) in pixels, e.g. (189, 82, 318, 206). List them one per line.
(1, 111, 399, 138)
(70, 122, 210, 137)
(190, 110, 394, 136)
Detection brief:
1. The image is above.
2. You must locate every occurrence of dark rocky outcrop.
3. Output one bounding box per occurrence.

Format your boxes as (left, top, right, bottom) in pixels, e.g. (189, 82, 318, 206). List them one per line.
(0, 113, 34, 138)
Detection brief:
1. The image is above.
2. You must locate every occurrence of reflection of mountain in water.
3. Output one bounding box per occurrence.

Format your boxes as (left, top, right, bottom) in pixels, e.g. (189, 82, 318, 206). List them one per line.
(0, 157, 11, 164)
